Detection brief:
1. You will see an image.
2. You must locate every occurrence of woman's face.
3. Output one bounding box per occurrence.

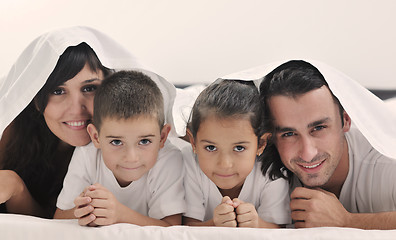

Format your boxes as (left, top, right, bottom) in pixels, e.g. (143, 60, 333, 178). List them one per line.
(43, 63, 104, 147)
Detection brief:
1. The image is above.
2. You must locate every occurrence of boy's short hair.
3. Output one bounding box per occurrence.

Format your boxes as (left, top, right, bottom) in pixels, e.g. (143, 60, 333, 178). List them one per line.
(93, 70, 164, 131)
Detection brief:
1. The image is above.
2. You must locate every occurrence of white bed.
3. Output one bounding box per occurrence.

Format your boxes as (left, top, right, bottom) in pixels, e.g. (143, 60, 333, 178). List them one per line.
(1, 213, 396, 240)
(1, 87, 396, 239)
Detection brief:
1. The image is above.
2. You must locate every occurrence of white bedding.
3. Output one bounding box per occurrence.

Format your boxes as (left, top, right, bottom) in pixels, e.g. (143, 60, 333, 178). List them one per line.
(1, 213, 396, 240)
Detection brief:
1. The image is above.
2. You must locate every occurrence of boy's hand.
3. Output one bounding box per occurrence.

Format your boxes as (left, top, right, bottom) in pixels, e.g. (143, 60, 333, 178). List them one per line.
(213, 196, 237, 227)
(74, 186, 96, 226)
(233, 198, 259, 228)
(84, 183, 122, 226)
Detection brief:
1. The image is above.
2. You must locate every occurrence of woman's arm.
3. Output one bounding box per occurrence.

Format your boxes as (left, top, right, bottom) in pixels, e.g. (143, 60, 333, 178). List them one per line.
(0, 170, 43, 216)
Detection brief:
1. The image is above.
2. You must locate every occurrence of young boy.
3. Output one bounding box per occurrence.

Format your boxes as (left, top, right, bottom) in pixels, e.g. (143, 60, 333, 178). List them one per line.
(54, 71, 186, 226)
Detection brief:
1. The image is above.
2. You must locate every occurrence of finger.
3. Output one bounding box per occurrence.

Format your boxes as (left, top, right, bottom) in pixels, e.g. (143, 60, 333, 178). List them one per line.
(236, 212, 253, 223)
(78, 213, 96, 226)
(221, 196, 233, 206)
(74, 196, 92, 207)
(93, 216, 113, 226)
(85, 188, 108, 199)
(290, 198, 309, 211)
(293, 220, 306, 228)
(90, 198, 110, 208)
(313, 187, 335, 197)
(232, 198, 243, 208)
(290, 209, 306, 222)
(220, 219, 237, 227)
(74, 205, 94, 218)
(235, 203, 254, 215)
(238, 220, 254, 228)
(290, 187, 319, 200)
(92, 208, 111, 218)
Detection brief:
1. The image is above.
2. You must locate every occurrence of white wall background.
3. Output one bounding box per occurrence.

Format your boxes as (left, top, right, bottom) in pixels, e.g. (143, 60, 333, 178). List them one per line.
(1, 0, 396, 89)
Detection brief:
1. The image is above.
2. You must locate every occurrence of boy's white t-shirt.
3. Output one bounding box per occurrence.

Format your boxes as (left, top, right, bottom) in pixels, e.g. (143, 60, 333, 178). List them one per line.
(57, 140, 186, 220)
(339, 127, 396, 213)
(182, 145, 291, 225)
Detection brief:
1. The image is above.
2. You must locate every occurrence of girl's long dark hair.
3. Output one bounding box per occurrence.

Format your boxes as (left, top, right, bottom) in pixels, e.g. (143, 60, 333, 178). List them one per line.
(0, 43, 111, 217)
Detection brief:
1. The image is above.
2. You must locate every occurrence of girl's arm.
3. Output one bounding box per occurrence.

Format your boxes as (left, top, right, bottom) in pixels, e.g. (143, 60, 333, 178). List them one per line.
(0, 170, 43, 216)
(183, 216, 215, 226)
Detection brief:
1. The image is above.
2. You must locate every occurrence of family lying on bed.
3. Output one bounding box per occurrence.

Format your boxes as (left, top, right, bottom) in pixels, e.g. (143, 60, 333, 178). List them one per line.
(1, 27, 396, 230)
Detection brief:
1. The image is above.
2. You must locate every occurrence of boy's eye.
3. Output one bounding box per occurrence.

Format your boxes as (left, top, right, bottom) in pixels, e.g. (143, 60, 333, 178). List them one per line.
(139, 139, 151, 145)
(233, 145, 245, 152)
(110, 140, 123, 146)
(82, 85, 98, 93)
(205, 145, 217, 152)
(52, 88, 65, 95)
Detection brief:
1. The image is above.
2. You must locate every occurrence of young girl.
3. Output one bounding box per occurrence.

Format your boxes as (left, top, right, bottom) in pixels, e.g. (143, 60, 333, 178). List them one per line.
(183, 80, 290, 228)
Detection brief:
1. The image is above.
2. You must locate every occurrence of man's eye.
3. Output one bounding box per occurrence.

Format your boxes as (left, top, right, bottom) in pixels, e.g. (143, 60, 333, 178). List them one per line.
(110, 140, 122, 146)
(205, 145, 217, 152)
(82, 85, 98, 93)
(139, 139, 151, 145)
(234, 145, 245, 152)
(52, 88, 65, 95)
(313, 125, 325, 131)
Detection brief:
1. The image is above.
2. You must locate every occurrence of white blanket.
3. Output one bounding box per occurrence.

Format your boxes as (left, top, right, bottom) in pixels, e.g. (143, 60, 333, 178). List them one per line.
(1, 214, 395, 240)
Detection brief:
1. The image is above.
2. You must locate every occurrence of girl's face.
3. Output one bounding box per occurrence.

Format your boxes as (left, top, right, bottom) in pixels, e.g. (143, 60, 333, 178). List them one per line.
(190, 115, 267, 196)
(43, 63, 104, 147)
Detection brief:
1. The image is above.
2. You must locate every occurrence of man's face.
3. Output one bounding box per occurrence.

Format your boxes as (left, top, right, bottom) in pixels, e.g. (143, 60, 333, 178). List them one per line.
(268, 86, 350, 188)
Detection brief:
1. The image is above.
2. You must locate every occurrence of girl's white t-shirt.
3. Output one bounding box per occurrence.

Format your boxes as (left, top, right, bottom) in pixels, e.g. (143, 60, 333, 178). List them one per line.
(182, 145, 291, 225)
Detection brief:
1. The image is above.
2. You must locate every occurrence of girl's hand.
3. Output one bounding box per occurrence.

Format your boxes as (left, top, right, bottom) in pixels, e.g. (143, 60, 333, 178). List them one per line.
(0, 170, 24, 204)
(233, 198, 259, 228)
(84, 183, 121, 226)
(213, 196, 237, 227)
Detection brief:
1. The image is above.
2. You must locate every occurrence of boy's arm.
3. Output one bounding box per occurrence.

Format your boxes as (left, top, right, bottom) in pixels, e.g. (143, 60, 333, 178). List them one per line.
(183, 216, 215, 226)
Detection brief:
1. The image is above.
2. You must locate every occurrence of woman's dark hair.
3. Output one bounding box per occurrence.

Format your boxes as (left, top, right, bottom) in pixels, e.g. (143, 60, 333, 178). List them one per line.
(188, 80, 264, 145)
(0, 43, 110, 217)
(259, 60, 344, 182)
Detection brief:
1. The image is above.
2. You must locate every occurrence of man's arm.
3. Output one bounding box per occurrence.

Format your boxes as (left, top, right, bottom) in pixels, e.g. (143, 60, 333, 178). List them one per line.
(290, 187, 396, 229)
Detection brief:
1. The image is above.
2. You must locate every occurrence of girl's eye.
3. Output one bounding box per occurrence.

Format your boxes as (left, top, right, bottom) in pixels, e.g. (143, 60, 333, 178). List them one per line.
(110, 140, 123, 146)
(234, 145, 245, 152)
(139, 139, 151, 145)
(205, 145, 217, 152)
(52, 88, 65, 95)
(82, 85, 98, 93)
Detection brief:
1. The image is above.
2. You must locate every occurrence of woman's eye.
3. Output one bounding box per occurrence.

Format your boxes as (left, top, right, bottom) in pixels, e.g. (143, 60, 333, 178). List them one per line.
(234, 145, 245, 152)
(82, 85, 98, 93)
(205, 145, 217, 152)
(139, 139, 151, 145)
(110, 140, 122, 146)
(281, 132, 294, 138)
(52, 88, 65, 95)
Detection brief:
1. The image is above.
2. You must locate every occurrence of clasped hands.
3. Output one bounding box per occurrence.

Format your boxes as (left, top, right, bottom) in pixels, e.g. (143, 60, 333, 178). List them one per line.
(213, 196, 259, 228)
(73, 183, 120, 226)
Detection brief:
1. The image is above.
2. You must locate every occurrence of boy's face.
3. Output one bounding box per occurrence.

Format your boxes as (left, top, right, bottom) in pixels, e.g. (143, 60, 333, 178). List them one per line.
(88, 116, 170, 187)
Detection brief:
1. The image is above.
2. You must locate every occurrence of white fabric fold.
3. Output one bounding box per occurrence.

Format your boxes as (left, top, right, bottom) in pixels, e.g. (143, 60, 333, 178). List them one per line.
(0, 26, 177, 138)
(218, 59, 396, 160)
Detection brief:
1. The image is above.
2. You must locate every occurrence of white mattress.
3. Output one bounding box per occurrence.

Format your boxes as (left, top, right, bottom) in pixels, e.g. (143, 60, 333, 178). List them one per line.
(1, 213, 396, 240)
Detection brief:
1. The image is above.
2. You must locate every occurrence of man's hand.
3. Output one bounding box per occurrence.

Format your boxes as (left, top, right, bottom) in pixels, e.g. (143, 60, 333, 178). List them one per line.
(290, 187, 351, 228)
(213, 196, 237, 227)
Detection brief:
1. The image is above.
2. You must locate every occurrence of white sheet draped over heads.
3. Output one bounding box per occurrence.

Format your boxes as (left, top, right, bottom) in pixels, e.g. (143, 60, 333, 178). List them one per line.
(218, 59, 396, 160)
(0, 26, 177, 138)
